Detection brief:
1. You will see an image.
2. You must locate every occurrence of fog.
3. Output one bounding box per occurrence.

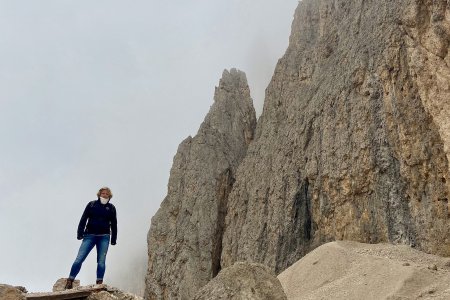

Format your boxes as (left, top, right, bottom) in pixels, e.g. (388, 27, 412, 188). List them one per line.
(0, 0, 298, 293)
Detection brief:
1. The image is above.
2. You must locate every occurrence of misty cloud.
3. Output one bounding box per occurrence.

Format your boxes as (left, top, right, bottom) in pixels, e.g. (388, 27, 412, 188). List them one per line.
(0, 0, 298, 293)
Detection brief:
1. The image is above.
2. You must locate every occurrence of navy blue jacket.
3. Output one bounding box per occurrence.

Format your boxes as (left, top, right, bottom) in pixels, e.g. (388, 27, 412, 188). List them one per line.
(77, 200, 117, 244)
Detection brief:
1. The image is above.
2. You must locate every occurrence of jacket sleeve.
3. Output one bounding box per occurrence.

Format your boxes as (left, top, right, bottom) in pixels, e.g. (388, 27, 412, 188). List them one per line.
(110, 205, 117, 244)
(77, 203, 90, 239)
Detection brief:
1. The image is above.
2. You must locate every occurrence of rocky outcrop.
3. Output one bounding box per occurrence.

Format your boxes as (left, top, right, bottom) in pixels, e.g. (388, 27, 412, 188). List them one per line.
(0, 284, 25, 300)
(53, 278, 80, 292)
(25, 284, 141, 300)
(278, 241, 450, 300)
(145, 69, 257, 299)
(221, 0, 450, 273)
(193, 262, 287, 300)
(87, 286, 142, 300)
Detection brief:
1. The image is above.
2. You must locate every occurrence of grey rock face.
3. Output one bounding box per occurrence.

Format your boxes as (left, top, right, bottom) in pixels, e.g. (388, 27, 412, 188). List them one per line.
(221, 0, 450, 274)
(193, 262, 287, 300)
(145, 69, 257, 299)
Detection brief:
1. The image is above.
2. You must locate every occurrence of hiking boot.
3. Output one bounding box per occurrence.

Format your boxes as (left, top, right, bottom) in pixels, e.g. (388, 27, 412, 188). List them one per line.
(96, 280, 103, 284)
(65, 278, 74, 290)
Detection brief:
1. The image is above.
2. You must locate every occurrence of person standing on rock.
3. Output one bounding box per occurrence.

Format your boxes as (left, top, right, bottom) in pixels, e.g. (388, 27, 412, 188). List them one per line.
(65, 187, 117, 289)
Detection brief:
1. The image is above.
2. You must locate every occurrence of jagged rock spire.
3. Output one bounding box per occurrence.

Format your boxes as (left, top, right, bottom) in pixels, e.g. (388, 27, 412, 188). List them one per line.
(145, 68, 256, 300)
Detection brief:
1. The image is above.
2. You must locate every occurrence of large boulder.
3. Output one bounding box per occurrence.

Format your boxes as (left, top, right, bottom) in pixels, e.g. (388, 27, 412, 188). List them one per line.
(193, 262, 287, 300)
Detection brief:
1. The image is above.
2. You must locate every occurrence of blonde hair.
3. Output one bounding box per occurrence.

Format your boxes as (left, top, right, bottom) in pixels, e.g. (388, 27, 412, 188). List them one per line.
(97, 187, 113, 199)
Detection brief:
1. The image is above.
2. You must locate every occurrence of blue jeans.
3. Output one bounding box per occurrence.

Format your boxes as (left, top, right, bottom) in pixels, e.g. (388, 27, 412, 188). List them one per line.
(69, 234, 110, 281)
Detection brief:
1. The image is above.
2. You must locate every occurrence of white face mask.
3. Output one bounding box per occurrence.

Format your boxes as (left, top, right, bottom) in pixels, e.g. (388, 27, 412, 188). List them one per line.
(100, 197, 109, 204)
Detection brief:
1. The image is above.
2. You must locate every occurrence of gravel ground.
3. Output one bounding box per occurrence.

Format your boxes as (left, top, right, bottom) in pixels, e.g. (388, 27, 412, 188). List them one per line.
(278, 241, 450, 300)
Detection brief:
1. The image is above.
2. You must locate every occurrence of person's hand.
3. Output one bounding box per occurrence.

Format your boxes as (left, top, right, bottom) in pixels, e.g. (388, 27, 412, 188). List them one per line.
(111, 241, 116, 246)
(77, 235, 83, 240)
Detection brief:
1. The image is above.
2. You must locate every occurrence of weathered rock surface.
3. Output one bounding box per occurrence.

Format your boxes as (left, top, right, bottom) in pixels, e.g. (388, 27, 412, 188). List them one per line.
(0, 284, 25, 300)
(52, 278, 80, 292)
(25, 284, 141, 300)
(193, 262, 287, 300)
(87, 286, 142, 300)
(221, 0, 450, 274)
(145, 69, 257, 299)
(278, 241, 450, 300)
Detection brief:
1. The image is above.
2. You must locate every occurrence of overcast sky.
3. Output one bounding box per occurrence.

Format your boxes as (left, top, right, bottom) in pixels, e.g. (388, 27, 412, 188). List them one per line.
(0, 0, 298, 293)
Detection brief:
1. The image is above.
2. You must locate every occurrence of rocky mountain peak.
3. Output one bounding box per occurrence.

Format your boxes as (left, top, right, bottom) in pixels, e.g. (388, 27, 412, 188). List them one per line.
(145, 69, 256, 300)
(216, 68, 249, 93)
(199, 68, 255, 153)
(146, 0, 450, 298)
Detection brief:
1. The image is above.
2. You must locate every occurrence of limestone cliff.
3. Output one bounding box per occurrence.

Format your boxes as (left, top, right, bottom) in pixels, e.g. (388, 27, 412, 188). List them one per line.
(145, 69, 256, 299)
(145, 0, 450, 298)
(221, 0, 450, 274)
